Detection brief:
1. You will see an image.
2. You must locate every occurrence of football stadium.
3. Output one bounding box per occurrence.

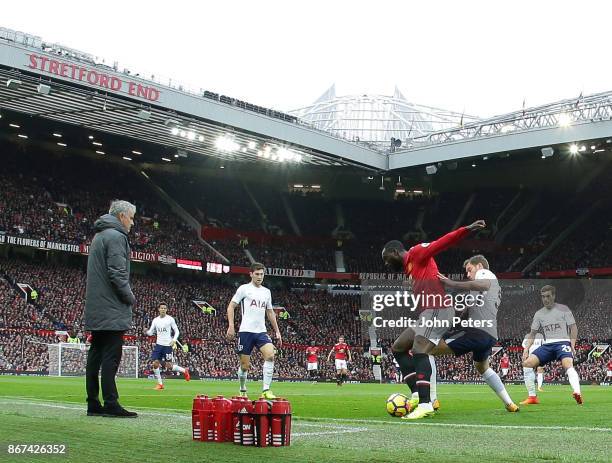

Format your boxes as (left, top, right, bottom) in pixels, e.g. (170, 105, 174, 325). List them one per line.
(1, 7, 611, 463)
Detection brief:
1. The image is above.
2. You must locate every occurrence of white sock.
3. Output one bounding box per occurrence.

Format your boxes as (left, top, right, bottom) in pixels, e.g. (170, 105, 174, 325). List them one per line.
(153, 368, 162, 385)
(537, 372, 544, 388)
(566, 367, 581, 394)
(482, 368, 513, 405)
(428, 355, 437, 401)
(238, 367, 248, 391)
(523, 367, 536, 397)
(171, 365, 185, 373)
(262, 360, 274, 391)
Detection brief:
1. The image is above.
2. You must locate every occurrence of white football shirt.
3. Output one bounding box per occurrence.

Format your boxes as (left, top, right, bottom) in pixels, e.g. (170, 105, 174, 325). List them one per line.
(231, 282, 272, 333)
(468, 268, 501, 339)
(146, 315, 179, 346)
(531, 303, 576, 344)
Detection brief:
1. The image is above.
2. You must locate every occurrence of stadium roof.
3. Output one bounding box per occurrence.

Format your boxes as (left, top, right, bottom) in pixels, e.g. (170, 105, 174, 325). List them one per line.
(291, 85, 478, 150)
(0, 28, 386, 171)
(2, 27, 612, 173)
(389, 91, 612, 169)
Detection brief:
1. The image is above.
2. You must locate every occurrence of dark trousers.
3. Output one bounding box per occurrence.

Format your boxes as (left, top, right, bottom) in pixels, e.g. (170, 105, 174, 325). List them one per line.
(86, 330, 124, 408)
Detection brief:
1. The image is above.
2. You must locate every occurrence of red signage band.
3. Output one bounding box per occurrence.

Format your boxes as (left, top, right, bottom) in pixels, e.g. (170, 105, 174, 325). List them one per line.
(27, 53, 161, 102)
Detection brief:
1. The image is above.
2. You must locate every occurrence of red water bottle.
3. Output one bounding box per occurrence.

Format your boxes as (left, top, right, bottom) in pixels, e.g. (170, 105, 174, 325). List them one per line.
(253, 398, 271, 447)
(200, 396, 215, 442)
(232, 398, 254, 445)
(242, 398, 255, 446)
(271, 399, 292, 446)
(231, 397, 244, 444)
(213, 396, 233, 442)
(192, 395, 205, 440)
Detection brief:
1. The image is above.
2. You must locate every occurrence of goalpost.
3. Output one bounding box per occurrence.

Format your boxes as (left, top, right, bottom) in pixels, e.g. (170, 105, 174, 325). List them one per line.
(47, 343, 139, 378)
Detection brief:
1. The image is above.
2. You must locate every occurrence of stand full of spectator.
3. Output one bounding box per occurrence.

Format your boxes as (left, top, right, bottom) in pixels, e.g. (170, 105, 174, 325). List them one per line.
(84, 200, 138, 418)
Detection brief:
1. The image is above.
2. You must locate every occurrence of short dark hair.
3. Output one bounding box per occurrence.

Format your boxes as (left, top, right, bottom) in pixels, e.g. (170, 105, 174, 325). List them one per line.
(465, 255, 489, 269)
(382, 240, 405, 255)
(540, 285, 556, 295)
(250, 262, 265, 272)
(158, 302, 168, 308)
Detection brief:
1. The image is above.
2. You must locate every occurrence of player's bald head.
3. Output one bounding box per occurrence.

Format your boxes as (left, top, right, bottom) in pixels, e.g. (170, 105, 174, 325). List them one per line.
(382, 240, 405, 272)
(382, 240, 405, 257)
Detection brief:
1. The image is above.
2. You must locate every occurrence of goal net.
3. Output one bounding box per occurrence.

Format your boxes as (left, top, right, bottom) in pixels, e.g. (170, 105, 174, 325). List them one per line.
(47, 342, 139, 378)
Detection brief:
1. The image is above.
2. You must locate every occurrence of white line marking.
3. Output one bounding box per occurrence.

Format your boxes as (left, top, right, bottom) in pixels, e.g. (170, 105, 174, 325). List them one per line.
(293, 428, 368, 437)
(300, 416, 612, 433)
(3, 396, 610, 433)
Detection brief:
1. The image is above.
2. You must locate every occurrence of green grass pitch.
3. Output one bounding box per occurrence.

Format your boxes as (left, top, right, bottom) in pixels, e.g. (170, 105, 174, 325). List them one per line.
(0, 376, 610, 462)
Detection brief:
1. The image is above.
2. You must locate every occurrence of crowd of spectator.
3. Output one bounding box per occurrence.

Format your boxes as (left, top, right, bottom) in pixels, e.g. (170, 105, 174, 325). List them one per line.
(248, 241, 337, 271)
(2, 329, 609, 384)
(0, 254, 365, 343)
(4, 141, 612, 274)
(1, 255, 610, 384)
(0, 146, 218, 263)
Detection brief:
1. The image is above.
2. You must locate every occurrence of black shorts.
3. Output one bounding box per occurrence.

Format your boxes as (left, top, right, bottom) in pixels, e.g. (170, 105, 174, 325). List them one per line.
(444, 328, 497, 363)
(151, 344, 173, 363)
(237, 332, 273, 355)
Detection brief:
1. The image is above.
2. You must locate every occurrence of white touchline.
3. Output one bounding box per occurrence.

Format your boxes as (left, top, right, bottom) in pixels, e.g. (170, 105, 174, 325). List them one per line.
(4, 397, 609, 434)
(293, 428, 368, 437)
(300, 417, 612, 433)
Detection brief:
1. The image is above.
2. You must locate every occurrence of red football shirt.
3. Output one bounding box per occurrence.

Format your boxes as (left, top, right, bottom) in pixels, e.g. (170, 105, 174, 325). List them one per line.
(334, 343, 349, 360)
(500, 357, 510, 369)
(306, 346, 319, 363)
(403, 226, 471, 310)
(607, 361, 612, 372)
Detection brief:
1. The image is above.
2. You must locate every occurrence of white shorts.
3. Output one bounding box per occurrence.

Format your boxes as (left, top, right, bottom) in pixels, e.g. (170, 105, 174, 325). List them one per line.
(412, 308, 453, 346)
(307, 362, 318, 371)
(501, 368, 509, 376)
(335, 359, 347, 370)
(607, 370, 612, 377)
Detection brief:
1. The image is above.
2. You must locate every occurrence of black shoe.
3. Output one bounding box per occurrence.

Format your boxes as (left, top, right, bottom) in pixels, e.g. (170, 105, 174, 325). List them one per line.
(87, 407, 105, 416)
(87, 402, 105, 416)
(103, 406, 138, 418)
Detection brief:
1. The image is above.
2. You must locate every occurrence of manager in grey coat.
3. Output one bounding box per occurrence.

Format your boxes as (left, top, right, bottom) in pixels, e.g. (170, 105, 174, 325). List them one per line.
(84, 200, 137, 418)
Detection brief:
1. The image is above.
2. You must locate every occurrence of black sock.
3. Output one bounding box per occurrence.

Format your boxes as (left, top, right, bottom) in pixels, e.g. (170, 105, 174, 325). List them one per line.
(413, 353, 432, 404)
(336, 373, 341, 384)
(342, 373, 347, 383)
(393, 350, 417, 394)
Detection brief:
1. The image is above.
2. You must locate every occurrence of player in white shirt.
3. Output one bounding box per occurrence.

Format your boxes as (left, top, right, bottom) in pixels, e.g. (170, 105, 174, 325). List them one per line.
(226, 263, 282, 399)
(145, 302, 190, 390)
(436, 255, 519, 412)
(521, 285, 582, 405)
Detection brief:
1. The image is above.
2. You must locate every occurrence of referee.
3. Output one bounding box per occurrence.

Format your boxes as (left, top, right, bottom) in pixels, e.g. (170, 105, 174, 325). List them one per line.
(84, 200, 138, 418)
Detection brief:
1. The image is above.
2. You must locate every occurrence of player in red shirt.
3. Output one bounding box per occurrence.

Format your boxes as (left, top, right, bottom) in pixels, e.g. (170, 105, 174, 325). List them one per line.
(382, 220, 486, 419)
(326, 336, 352, 386)
(500, 353, 510, 380)
(305, 341, 320, 382)
(607, 360, 612, 382)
